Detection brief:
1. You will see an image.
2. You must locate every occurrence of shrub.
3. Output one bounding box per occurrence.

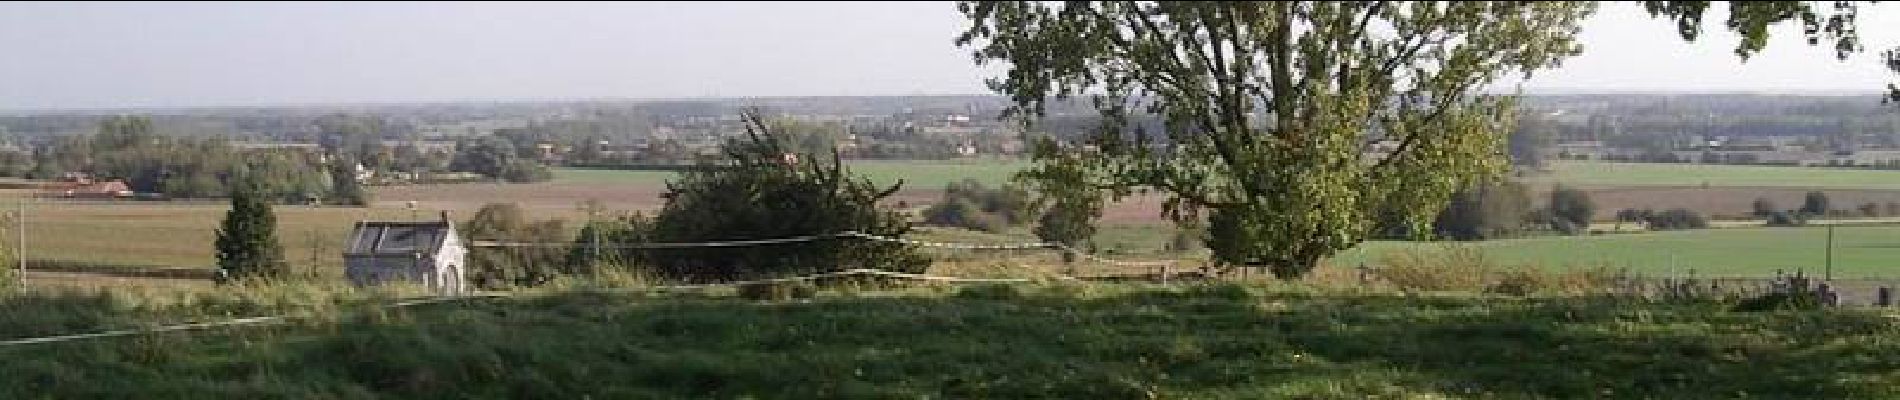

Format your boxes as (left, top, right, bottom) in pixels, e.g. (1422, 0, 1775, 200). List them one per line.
(462, 203, 571, 289)
(215, 176, 289, 283)
(1548, 185, 1594, 231)
(1431, 180, 1533, 240)
(921, 179, 1034, 233)
(500, 160, 553, 183)
(1751, 197, 1777, 218)
(646, 112, 926, 283)
(1731, 290, 1822, 312)
(1801, 191, 1830, 216)
(1765, 210, 1807, 227)
(1645, 208, 1708, 230)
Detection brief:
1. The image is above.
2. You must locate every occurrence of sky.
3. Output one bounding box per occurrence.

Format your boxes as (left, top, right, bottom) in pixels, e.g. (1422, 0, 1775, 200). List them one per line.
(2, 1, 1898, 110)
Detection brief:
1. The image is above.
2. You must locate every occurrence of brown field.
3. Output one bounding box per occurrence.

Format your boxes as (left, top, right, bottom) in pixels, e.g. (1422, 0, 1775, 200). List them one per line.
(374, 182, 1175, 223)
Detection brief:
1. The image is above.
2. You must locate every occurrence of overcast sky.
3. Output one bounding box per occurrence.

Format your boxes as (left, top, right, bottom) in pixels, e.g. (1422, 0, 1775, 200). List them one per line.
(3, 1, 1898, 110)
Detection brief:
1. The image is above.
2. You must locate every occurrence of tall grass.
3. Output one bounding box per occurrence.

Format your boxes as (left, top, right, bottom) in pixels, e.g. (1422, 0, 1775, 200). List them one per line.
(3, 282, 1896, 398)
(1371, 245, 1622, 295)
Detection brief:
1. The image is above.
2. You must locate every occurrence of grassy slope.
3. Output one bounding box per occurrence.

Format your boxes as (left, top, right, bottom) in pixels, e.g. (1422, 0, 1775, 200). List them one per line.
(1, 284, 1895, 398)
(1332, 225, 1900, 278)
(1532, 161, 1900, 189)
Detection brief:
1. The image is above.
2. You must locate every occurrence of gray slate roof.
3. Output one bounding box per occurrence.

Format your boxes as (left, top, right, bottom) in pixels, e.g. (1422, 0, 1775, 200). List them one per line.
(345, 221, 452, 257)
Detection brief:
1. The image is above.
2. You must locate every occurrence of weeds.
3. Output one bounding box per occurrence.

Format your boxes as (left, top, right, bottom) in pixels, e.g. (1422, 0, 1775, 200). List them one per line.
(4, 282, 1895, 398)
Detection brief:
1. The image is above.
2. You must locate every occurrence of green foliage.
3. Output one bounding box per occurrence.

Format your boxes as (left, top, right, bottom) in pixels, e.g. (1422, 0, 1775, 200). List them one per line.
(1645, 208, 1709, 230)
(959, 1, 1595, 279)
(1642, 1, 1896, 101)
(1765, 210, 1808, 227)
(500, 159, 553, 183)
(461, 203, 569, 289)
(452, 136, 518, 181)
(564, 212, 656, 275)
(0, 150, 33, 178)
(647, 112, 927, 282)
(1017, 137, 1104, 253)
(1801, 191, 1831, 216)
(1546, 185, 1594, 232)
(1731, 288, 1824, 312)
(31, 116, 333, 201)
(1510, 114, 1557, 169)
(214, 176, 289, 283)
(1752, 197, 1778, 218)
(322, 155, 371, 206)
(920, 178, 1033, 233)
(1432, 181, 1534, 241)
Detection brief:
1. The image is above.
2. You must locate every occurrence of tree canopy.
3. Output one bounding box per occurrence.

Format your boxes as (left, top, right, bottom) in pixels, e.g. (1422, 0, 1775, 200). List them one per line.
(959, 1, 1595, 278)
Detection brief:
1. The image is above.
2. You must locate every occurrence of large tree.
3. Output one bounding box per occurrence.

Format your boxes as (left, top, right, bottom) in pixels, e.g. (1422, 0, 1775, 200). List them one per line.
(959, 2, 1595, 278)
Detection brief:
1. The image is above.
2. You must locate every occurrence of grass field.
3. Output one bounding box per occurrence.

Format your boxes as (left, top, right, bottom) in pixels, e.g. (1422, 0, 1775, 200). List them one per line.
(555, 159, 1034, 190)
(1330, 225, 1900, 278)
(2, 283, 1895, 398)
(1531, 161, 1900, 189)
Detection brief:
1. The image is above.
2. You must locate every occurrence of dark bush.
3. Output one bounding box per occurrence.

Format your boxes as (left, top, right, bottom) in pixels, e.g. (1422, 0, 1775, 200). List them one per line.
(921, 179, 1034, 233)
(1751, 197, 1777, 218)
(1645, 208, 1708, 230)
(646, 112, 926, 283)
(1801, 191, 1830, 216)
(1432, 180, 1533, 240)
(1731, 290, 1822, 312)
(1765, 210, 1807, 227)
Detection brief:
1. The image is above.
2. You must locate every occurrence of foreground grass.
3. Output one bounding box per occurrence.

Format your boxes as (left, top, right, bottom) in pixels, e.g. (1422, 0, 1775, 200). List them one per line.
(2, 283, 1896, 398)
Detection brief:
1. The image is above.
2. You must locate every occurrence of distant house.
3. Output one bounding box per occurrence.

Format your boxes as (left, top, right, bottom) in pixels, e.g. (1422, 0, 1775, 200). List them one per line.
(233, 142, 323, 153)
(343, 212, 467, 293)
(42, 175, 133, 199)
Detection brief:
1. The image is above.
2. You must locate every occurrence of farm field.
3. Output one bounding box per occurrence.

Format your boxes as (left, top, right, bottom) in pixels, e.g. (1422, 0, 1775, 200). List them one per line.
(25, 159, 1900, 280)
(554, 159, 1900, 192)
(553, 159, 1033, 190)
(1530, 160, 1900, 190)
(10, 199, 416, 275)
(1, 284, 1895, 398)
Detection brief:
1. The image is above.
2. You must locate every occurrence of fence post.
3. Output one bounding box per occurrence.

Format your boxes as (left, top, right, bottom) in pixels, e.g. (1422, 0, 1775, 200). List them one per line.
(1877, 286, 1892, 307)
